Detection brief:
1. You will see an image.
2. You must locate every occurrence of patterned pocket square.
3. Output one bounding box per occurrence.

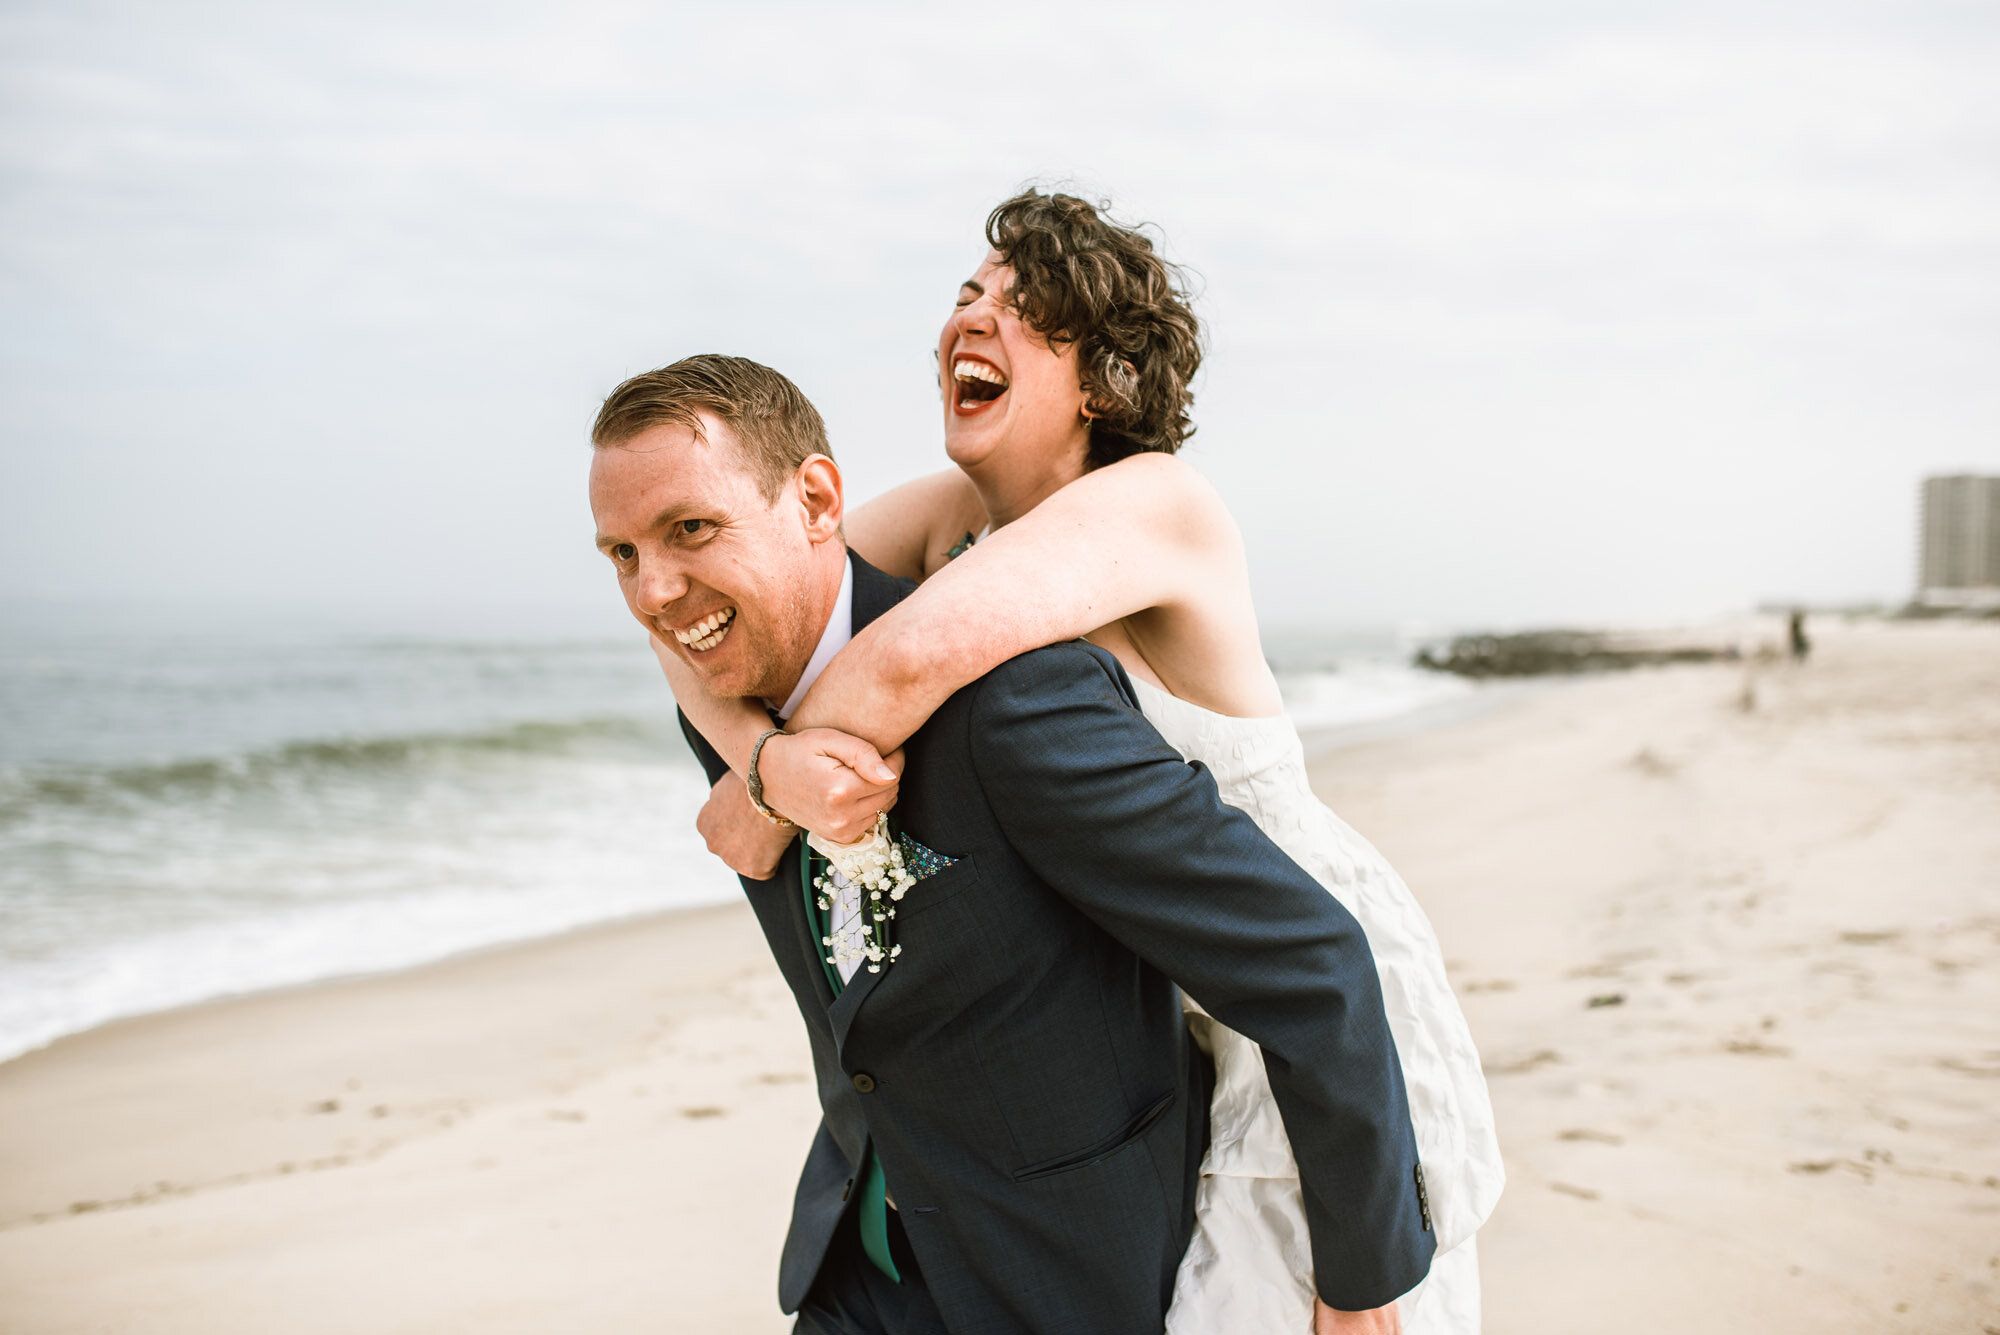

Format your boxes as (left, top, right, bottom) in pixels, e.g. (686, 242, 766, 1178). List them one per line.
(896, 832, 958, 881)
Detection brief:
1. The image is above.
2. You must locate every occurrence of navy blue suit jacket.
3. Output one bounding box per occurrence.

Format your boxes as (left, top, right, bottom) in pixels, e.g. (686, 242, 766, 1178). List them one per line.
(680, 553, 1431, 1333)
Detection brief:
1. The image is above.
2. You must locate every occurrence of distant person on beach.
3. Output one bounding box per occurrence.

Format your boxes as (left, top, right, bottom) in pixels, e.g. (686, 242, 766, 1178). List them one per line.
(591, 354, 1430, 1334)
(1790, 610, 1811, 662)
(609, 192, 1500, 1333)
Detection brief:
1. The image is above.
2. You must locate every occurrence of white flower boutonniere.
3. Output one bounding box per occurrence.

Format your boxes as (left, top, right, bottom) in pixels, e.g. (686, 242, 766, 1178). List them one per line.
(808, 813, 916, 975)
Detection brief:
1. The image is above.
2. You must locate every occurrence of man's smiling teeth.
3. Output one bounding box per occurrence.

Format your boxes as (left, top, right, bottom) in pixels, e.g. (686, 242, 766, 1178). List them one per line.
(674, 607, 736, 652)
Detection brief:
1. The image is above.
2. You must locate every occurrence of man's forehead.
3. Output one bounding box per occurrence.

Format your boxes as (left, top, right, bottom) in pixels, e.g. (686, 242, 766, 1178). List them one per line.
(619, 412, 721, 458)
(601, 416, 748, 480)
(591, 420, 750, 521)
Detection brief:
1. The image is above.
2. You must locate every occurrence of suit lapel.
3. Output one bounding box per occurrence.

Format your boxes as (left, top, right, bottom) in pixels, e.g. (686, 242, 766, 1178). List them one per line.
(781, 841, 838, 1012)
(795, 838, 884, 1051)
(828, 955, 889, 1053)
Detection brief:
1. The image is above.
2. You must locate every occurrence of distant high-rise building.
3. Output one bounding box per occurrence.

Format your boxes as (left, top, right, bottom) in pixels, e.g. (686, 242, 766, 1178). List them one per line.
(1918, 475, 2000, 608)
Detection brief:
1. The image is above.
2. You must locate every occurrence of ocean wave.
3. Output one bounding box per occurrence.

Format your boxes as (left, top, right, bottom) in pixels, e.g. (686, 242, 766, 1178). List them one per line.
(0, 714, 688, 823)
(1276, 659, 1475, 735)
(0, 727, 731, 1064)
(0, 780, 739, 1065)
(0, 651, 1482, 1065)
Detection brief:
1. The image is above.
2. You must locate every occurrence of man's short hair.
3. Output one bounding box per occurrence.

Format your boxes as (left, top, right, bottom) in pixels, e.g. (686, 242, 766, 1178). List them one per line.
(591, 354, 831, 500)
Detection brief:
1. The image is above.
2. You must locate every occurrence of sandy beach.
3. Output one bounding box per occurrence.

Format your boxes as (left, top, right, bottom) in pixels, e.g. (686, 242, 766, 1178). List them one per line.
(1, 619, 1994, 1333)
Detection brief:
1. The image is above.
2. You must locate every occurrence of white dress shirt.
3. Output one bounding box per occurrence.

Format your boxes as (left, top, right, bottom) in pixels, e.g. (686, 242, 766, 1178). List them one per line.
(770, 560, 864, 982)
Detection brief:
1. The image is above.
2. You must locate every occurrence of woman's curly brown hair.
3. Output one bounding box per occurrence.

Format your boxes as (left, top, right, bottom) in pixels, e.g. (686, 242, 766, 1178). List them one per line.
(985, 189, 1202, 470)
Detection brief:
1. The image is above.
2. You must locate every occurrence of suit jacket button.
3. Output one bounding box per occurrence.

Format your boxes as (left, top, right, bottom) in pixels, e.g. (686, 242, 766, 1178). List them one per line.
(851, 1072, 876, 1093)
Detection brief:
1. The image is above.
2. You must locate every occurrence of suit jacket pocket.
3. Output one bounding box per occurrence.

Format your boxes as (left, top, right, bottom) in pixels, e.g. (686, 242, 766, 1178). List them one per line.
(1011, 1091, 1175, 1182)
(892, 853, 979, 918)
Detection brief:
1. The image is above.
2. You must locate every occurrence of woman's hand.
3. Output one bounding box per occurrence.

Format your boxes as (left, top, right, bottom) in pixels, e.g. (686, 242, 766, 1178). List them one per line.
(696, 773, 798, 880)
(757, 729, 903, 844)
(690, 729, 901, 879)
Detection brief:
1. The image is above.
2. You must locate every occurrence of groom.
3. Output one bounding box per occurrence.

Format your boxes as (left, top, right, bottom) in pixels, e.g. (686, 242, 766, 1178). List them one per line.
(588, 355, 1432, 1334)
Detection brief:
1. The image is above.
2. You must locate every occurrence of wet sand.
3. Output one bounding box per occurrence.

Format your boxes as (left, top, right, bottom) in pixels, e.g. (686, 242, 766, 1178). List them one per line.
(1, 619, 1994, 1332)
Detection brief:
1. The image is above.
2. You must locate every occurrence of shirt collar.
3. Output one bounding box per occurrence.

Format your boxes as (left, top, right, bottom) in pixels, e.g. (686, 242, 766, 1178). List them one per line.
(773, 556, 853, 723)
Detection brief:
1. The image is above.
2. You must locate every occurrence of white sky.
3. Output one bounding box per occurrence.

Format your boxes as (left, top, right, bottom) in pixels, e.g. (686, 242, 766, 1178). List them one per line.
(2, 0, 1995, 636)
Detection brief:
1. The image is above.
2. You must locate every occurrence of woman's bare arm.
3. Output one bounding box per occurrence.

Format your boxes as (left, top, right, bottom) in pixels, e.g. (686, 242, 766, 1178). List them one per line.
(652, 637, 769, 773)
(654, 464, 982, 782)
(656, 465, 979, 765)
(845, 468, 989, 581)
(670, 453, 1252, 862)
(664, 463, 984, 775)
(654, 643, 895, 788)
(654, 469, 985, 867)
(784, 452, 1243, 752)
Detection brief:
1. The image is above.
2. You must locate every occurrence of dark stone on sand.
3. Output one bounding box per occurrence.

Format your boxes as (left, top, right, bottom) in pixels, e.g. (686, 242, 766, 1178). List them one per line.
(1414, 630, 1729, 678)
(1894, 600, 2000, 620)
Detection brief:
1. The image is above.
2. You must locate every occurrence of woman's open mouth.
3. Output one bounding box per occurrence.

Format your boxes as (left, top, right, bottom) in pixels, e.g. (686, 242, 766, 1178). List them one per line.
(952, 358, 1008, 415)
(672, 607, 736, 654)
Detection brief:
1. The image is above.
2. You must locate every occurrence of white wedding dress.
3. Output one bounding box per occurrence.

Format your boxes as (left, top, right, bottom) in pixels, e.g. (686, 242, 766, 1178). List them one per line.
(1130, 676, 1502, 1334)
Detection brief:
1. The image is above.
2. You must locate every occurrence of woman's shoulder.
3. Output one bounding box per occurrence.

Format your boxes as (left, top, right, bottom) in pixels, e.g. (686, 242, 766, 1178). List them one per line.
(1095, 452, 1241, 550)
(849, 468, 988, 581)
(895, 465, 983, 509)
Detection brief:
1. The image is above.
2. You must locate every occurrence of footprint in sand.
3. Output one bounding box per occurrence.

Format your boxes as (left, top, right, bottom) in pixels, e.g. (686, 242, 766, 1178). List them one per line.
(1567, 950, 1656, 980)
(1938, 1053, 2000, 1078)
(1486, 1049, 1563, 1076)
(1789, 1158, 1873, 1181)
(1557, 1128, 1624, 1145)
(1629, 748, 1677, 777)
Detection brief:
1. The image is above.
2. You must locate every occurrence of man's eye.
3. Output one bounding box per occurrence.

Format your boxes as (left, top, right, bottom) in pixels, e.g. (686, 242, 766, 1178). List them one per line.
(612, 543, 636, 561)
(679, 519, 706, 536)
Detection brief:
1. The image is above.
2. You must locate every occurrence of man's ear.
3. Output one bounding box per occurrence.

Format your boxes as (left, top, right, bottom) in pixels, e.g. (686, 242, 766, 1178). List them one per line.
(795, 454, 844, 543)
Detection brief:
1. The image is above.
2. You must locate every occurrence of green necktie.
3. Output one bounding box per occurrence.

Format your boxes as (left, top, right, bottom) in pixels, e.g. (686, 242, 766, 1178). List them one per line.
(801, 842, 901, 1284)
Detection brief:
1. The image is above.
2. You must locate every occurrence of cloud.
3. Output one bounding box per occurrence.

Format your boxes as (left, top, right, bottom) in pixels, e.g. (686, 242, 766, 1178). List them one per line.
(2, 0, 1996, 625)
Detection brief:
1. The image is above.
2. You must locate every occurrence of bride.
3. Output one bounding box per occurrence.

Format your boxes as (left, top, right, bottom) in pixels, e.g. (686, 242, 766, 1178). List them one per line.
(660, 189, 1502, 1333)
